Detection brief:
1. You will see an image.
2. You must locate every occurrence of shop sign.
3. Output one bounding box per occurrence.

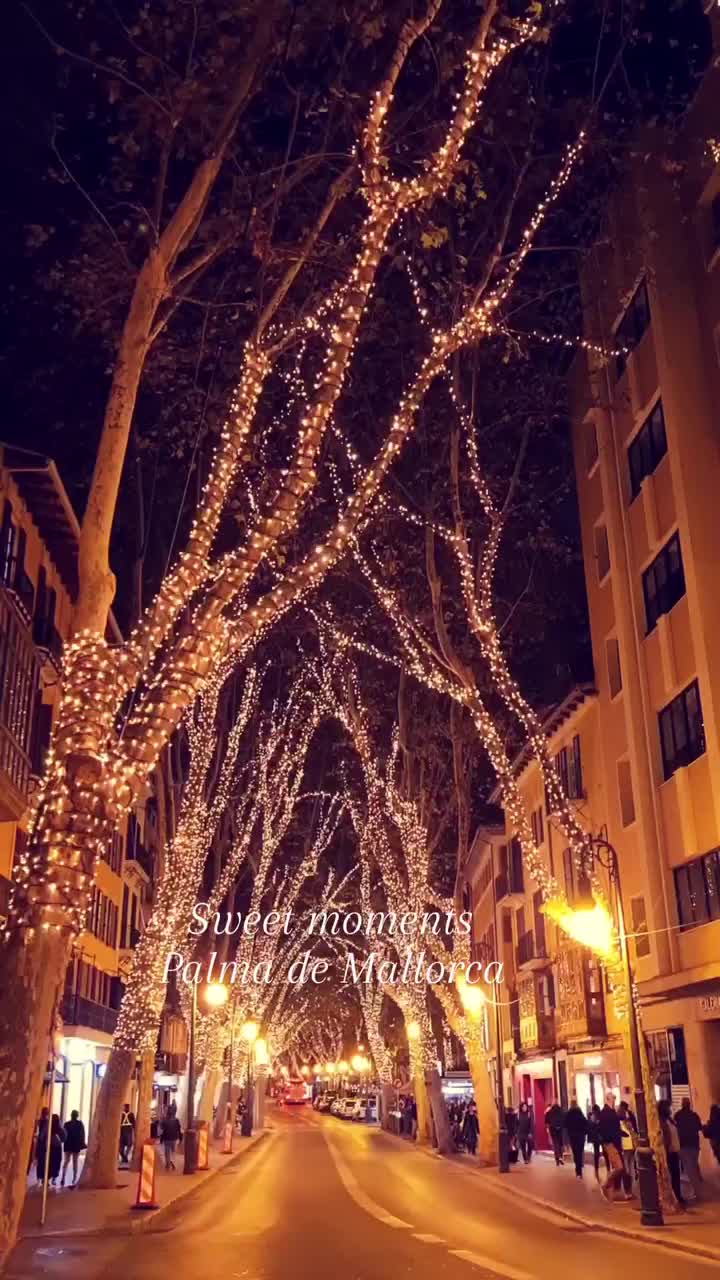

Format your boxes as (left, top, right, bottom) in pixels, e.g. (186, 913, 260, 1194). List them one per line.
(699, 993, 720, 1016)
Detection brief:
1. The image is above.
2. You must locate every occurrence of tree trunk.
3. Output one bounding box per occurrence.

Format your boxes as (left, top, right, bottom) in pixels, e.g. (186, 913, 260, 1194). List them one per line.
(467, 1042, 498, 1165)
(131, 1048, 155, 1171)
(426, 1069, 454, 1155)
(414, 1071, 432, 1145)
(0, 929, 71, 1269)
(380, 1081, 394, 1132)
(80, 1047, 135, 1189)
(197, 1068, 219, 1125)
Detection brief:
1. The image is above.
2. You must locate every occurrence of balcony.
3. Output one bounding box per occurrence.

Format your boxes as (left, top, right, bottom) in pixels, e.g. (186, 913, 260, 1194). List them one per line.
(556, 946, 607, 1043)
(33, 615, 63, 669)
(125, 841, 153, 880)
(2, 561, 35, 622)
(516, 929, 550, 971)
(60, 992, 118, 1036)
(495, 867, 525, 906)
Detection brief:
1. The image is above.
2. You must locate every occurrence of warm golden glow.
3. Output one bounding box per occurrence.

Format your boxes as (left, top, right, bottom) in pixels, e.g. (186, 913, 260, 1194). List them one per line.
(202, 981, 229, 1009)
(325, 1061, 335, 1074)
(301, 1064, 310, 1076)
(456, 971, 487, 1021)
(241, 1019, 259, 1045)
(338, 1059, 349, 1074)
(406, 1020, 421, 1042)
(543, 897, 616, 959)
(254, 1038, 268, 1066)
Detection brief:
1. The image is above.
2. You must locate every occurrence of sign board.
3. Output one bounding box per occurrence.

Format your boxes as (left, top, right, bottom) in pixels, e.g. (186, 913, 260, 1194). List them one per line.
(699, 993, 720, 1017)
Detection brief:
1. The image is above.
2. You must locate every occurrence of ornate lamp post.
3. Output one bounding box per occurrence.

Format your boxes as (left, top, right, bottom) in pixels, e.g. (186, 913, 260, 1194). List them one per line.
(240, 1020, 259, 1137)
(570, 836, 663, 1227)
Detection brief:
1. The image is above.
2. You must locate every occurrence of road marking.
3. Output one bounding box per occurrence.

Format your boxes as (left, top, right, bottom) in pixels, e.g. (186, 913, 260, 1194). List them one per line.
(413, 1232, 445, 1244)
(322, 1131, 413, 1230)
(449, 1249, 533, 1280)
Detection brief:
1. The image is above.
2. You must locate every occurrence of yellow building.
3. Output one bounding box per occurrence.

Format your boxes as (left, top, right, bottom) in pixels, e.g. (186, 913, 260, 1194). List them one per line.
(459, 688, 628, 1152)
(0, 444, 155, 1132)
(568, 3, 720, 1157)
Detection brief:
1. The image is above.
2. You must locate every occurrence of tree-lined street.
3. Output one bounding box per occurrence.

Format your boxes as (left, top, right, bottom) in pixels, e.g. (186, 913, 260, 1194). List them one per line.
(7, 1106, 719, 1280)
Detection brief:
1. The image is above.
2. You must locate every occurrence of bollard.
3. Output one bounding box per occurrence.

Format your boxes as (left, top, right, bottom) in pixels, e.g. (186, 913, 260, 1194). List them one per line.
(221, 1121, 233, 1155)
(197, 1122, 209, 1171)
(132, 1142, 159, 1211)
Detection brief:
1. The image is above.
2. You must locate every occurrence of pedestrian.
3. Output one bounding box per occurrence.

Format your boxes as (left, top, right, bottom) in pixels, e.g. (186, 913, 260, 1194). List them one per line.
(659, 1101, 686, 1208)
(506, 1105, 519, 1163)
(617, 1102, 636, 1197)
(30, 1107, 49, 1180)
(544, 1100, 565, 1166)
(674, 1096, 703, 1201)
(703, 1103, 720, 1167)
(517, 1101, 533, 1164)
(119, 1104, 135, 1166)
(587, 1104, 608, 1179)
(37, 1114, 64, 1186)
(462, 1103, 479, 1157)
(61, 1110, 86, 1187)
(160, 1110, 182, 1171)
(409, 1097, 418, 1141)
(598, 1092, 626, 1201)
(564, 1097, 589, 1178)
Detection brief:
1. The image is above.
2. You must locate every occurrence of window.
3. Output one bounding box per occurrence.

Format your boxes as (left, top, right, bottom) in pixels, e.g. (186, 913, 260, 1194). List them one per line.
(630, 896, 651, 958)
(555, 736, 583, 800)
(563, 845, 592, 906)
(617, 758, 636, 827)
(594, 523, 610, 581)
(531, 807, 544, 846)
(643, 532, 685, 632)
(502, 909, 512, 944)
(674, 848, 720, 929)
(659, 680, 705, 779)
(615, 279, 650, 378)
(533, 890, 546, 955)
(585, 420, 599, 472)
(628, 400, 667, 499)
(606, 636, 622, 698)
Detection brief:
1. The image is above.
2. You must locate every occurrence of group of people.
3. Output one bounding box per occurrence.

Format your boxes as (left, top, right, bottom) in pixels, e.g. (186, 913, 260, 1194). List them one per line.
(32, 1108, 86, 1188)
(536, 1091, 720, 1208)
(448, 1101, 480, 1155)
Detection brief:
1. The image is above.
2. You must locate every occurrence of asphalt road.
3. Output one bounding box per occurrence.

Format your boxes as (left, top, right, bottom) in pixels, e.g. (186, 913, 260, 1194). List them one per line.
(6, 1106, 718, 1280)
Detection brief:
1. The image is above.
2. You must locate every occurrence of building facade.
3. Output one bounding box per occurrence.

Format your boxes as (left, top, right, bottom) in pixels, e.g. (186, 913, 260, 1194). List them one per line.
(0, 444, 157, 1135)
(460, 690, 628, 1154)
(568, 1, 720, 1152)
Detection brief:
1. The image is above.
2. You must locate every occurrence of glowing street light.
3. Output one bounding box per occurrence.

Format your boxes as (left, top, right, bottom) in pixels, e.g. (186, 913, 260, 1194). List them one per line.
(456, 971, 487, 1021)
(338, 1060, 349, 1074)
(202, 981, 229, 1008)
(406, 1021, 421, 1043)
(301, 1064, 310, 1077)
(241, 1019, 259, 1044)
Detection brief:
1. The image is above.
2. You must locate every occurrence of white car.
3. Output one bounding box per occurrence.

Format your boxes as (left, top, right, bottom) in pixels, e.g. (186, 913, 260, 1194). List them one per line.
(337, 1098, 357, 1119)
(349, 1098, 366, 1121)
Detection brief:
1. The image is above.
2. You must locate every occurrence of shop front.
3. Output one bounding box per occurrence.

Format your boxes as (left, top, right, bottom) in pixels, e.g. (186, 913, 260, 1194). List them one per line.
(514, 1056, 556, 1151)
(566, 1047, 628, 1115)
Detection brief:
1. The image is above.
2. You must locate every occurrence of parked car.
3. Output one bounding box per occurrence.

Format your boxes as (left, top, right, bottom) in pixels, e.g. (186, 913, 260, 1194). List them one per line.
(317, 1095, 335, 1113)
(365, 1094, 378, 1124)
(336, 1098, 356, 1119)
(349, 1098, 366, 1121)
(330, 1098, 345, 1116)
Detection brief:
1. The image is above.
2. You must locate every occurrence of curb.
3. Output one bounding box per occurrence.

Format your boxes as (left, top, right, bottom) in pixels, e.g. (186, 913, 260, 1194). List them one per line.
(20, 1131, 270, 1242)
(478, 1170, 720, 1264)
(377, 1125, 720, 1265)
(130, 1129, 270, 1235)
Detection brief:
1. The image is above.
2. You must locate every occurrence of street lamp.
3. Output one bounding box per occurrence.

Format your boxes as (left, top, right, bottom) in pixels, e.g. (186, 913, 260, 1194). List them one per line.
(406, 1021, 421, 1042)
(241, 1020, 259, 1137)
(185, 981, 229, 1174)
(560, 836, 663, 1227)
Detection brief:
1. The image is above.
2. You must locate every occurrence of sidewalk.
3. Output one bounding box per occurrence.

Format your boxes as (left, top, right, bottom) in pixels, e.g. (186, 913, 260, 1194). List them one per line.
(20, 1131, 269, 1241)
(476, 1151, 720, 1262)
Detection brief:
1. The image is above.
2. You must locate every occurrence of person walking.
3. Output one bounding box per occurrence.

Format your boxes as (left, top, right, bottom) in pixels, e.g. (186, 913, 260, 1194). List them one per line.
(160, 1110, 182, 1171)
(675, 1097, 703, 1201)
(598, 1092, 626, 1201)
(587, 1104, 607, 1179)
(659, 1101, 686, 1208)
(544, 1100, 565, 1166)
(61, 1110, 86, 1187)
(517, 1102, 533, 1164)
(462, 1103, 479, 1157)
(119, 1104, 135, 1166)
(617, 1102, 636, 1198)
(703, 1103, 720, 1167)
(564, 1098, 589, 1178)
(37, 1114, 64, 1187)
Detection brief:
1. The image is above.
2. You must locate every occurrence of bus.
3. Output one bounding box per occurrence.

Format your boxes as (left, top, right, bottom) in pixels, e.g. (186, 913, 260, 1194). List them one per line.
(285, 1077, 309, 1105)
